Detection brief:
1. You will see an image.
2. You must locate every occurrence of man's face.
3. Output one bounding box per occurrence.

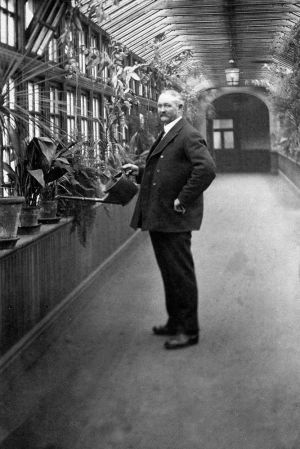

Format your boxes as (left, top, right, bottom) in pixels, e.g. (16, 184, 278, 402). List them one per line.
(157, 93, 182, 125)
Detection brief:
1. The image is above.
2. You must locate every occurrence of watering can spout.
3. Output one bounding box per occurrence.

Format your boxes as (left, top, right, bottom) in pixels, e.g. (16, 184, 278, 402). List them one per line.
(56, 172, 138, 206)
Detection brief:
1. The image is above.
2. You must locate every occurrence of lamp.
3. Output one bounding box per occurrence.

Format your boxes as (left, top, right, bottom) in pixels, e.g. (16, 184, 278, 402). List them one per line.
(225, 59, 240, 86)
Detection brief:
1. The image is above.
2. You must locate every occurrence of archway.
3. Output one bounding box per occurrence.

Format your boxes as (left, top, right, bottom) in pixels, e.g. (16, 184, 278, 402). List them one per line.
(207, 93, 271, 172)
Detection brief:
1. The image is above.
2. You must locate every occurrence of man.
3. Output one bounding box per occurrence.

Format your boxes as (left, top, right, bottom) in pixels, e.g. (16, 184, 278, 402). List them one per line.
(123, 89, 216, 350)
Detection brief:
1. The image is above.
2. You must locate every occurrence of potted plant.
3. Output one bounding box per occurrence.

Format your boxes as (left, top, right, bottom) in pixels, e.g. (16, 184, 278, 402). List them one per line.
(39, 182, 60, 222)
(29, 137, 72, 223)
(0, 185, 24, 249)
(3, 132, 45, 233)
(3, 135, 72, 231)
(57, 159, 102, 247)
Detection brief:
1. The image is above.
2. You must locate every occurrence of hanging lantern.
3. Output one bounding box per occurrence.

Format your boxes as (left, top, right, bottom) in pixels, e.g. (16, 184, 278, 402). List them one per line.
(225, 59, 240, 86)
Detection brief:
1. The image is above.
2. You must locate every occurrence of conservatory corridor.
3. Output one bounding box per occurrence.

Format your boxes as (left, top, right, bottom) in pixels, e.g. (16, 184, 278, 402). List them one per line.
(1, 173, 300, 449)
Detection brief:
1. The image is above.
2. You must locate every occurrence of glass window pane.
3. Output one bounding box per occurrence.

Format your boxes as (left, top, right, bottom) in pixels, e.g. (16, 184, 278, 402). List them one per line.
(93, 121, 99, 140)
(67, 92, 71, 115)
(28, 83, 33, 110)
(213, 131, 222, 149)
(67, 92, 74, 115)
(7, 0, 15, 12)
(50, 89, 54, 113)
(67, 118, 75, 137)
(34, 85, 40, 111)
(54, 92, 59, 114)
(29, 118, 34, 140)
(81, 120, 88, 138)
(93, 98, 99, 117)
(71, 94, 75, 115)
(213, 119, 233, 129)
(48, 38, 58, 62)
(25, 0, 34, 28)
(7, 15, 15, 45)
(224, 131, 234, 149)
(34, 120, 40, 137)
(1, 11, 7, 43)
(2, 117, 8, 146)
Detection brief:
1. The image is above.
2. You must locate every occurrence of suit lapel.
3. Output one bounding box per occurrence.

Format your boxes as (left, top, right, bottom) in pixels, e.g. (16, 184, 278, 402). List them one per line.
(147, 119, 184, 160)
(145, 131, 163, 161)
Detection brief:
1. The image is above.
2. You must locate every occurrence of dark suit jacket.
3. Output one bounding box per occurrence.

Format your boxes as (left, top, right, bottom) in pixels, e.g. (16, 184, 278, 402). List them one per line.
(130, 118, 216, 232)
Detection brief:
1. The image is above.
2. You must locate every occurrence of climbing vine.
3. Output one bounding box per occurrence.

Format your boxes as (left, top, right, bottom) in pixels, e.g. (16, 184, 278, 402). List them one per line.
(251, 22, 300, 163)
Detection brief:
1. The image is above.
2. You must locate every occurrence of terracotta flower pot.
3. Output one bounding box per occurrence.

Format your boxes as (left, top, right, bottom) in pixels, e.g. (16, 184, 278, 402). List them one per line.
(39, 200, 58, 219)
(18, 206, 41, 234)
(38, 200, 60, 224)
(0, 196, 25, 249)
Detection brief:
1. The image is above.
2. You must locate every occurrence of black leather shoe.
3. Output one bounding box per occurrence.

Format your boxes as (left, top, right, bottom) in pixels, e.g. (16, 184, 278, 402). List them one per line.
(152, 325, 177, 336)
(164, 333, 199, 350)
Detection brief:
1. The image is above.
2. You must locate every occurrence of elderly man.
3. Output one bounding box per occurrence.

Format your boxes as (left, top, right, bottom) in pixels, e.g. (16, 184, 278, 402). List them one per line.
(123, 89, 216, 349)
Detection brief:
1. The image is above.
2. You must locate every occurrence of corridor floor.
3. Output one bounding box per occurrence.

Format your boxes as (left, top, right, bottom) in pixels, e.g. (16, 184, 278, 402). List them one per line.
(1, 173, 300, 449)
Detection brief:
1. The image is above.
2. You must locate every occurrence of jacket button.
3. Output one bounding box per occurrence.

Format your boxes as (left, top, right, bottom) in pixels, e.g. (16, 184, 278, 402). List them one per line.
(160, 155, 164, 158)
(153, 182, 156, 186)
(157, 169, 160, 173)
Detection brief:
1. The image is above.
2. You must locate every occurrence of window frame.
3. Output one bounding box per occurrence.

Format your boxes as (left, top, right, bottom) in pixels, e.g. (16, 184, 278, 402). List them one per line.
(213, 118, 235, 150)
(66, 90, 76, 141)
(78, 29, 87, 75)
(49, 85, 62, 139)
(27, 81, 42, 139)
(0, 0, 17, 47)
(2, 78, 16, 185)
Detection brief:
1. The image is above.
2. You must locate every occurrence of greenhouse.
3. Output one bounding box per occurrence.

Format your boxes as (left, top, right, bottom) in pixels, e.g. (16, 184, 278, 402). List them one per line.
(0, 1, 300, 448)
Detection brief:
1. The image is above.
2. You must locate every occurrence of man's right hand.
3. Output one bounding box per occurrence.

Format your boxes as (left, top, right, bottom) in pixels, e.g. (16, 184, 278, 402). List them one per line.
(122, 163, 139, 176)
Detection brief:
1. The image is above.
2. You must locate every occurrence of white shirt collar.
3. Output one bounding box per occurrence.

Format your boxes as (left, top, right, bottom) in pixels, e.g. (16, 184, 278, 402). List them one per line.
(164, 117, 182, 135)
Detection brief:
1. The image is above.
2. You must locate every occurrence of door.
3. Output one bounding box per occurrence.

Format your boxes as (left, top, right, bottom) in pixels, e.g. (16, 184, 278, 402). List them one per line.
(211, 118, 241, 171)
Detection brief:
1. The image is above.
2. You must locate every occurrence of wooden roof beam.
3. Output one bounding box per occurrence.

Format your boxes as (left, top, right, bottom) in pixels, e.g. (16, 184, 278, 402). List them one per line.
(124, 28, 177, 49)
(104, 1, 163, 32)
(112, 16, 172, 41)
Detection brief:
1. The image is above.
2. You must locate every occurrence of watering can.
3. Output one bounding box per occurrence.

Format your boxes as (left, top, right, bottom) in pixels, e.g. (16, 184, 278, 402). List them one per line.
(56, 171, 138, 206)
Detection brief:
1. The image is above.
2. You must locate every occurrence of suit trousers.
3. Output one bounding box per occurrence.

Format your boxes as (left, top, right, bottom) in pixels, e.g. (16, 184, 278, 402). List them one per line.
(149, 231, 199, 335)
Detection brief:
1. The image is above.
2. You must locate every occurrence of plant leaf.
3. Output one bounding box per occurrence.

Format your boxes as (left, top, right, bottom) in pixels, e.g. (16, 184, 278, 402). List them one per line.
(28, 169, 45, 187)
(55, 157, 70, 165)
(130, 71, 140, 81)
(36, 137, 57, 165)
(7, 125, 24, 161)
(3, 161, 16, 179)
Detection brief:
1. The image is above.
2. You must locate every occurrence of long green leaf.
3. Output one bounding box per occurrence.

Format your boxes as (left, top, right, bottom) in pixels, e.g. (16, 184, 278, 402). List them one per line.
(7, 126, 24, 161)
(3, 161, 16, 179)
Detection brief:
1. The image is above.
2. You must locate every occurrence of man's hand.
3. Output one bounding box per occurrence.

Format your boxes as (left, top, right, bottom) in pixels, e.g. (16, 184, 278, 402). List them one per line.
(174, 198, 186, 214)
(122, 163, 139, 176)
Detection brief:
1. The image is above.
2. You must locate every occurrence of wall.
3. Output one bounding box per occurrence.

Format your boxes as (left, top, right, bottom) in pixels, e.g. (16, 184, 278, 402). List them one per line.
(0, 201, 136, 357)
(277, 153, 300, 191)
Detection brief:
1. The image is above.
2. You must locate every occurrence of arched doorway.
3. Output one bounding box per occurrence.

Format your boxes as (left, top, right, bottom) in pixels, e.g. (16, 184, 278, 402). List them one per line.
(207, 93, 270, 172)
